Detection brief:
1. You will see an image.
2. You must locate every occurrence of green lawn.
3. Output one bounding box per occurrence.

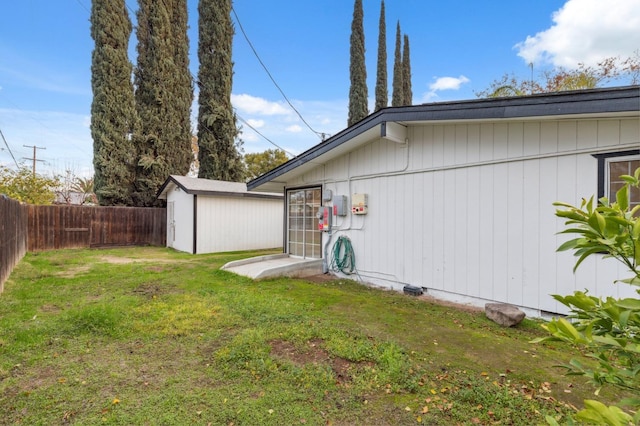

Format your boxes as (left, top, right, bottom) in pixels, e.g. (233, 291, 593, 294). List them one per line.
(0, 247, 619, 425)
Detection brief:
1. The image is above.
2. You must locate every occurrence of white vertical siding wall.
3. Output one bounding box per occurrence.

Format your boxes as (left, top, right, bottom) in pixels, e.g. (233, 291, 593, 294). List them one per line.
(287, 117, 639, 316)
(166, 189, 194, 254)
(196, 196, 282, 254)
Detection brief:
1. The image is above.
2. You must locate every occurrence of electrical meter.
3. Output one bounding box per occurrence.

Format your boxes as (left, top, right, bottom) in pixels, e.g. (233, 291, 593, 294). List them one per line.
(316, 206, 332, 232)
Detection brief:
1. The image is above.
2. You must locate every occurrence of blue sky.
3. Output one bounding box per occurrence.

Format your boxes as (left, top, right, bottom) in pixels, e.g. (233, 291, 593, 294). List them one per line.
(0, 0, 638, 177)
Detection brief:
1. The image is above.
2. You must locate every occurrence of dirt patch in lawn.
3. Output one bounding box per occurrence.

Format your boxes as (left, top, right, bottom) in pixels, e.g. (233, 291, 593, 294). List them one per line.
(270, 338, 330, 365)
(39, 304, 63, 314)
(304, 274, 342, 284)
(54, 265, 91, 278)
(418, 294, 484, 314)
(100, 256, 147, 264)
(132, 283, 174, 299)
(269, 338, 370, 384)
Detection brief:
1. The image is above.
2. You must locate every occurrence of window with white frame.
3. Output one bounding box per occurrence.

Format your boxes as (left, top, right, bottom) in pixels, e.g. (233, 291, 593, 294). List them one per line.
(604, 154, 640, 209)
(593, 150, 640, 208)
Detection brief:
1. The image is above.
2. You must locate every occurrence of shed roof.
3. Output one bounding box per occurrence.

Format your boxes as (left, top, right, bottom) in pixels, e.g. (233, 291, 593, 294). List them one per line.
(248, 85, 640, 193)
(157, 175, 282, 200)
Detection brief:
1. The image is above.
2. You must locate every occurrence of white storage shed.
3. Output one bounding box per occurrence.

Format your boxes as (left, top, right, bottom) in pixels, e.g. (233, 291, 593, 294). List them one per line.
(247, 86, 640, 317)
(157, 176, 283, 254)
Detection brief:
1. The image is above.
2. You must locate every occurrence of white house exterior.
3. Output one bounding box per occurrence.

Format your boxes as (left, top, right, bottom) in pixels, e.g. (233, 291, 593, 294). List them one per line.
(248, 86, 640, 316)
(157, 176, 283, 254)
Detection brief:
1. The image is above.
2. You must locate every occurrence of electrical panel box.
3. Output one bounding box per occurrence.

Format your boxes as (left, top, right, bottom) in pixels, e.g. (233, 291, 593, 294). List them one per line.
(351, 193, 368, 215)
(322, 189, 333, 202)
(332, 195, 348, 216)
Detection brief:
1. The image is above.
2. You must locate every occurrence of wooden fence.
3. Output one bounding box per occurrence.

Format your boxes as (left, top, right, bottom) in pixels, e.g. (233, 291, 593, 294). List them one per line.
(27, 205, 166, 251)
(0, 195, 28, 292)
(1, 200, 166, 291)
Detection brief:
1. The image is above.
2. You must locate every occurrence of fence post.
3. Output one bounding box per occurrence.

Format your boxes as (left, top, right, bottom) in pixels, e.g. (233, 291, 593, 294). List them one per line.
(0, 195, 28, 292)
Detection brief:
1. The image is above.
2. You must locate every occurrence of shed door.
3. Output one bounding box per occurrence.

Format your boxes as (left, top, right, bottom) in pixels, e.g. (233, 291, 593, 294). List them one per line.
(287, 188, 321, 258)
(167, 201, 175, 248)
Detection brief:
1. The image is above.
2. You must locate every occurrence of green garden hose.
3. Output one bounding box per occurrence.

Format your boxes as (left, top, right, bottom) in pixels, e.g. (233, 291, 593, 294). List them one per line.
(330, 236, 355, 274)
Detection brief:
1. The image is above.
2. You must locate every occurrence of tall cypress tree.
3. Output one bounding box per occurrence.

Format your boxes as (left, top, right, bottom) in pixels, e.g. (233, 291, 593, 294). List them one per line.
(90, 0, 137, 206)
(348, 0, 368, 127)
(133, 0, 193, 206)
(169, 0, 194, 176)
(402, 34, 413, 105)
(374, 0, 387, 112)
(391, 21, 404, 107)
(197, 0, 243, 181)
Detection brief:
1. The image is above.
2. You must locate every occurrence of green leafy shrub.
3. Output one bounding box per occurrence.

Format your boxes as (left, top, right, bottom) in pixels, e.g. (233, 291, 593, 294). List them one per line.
(0, 166, 59, 204)
(536, 167, 640, 425)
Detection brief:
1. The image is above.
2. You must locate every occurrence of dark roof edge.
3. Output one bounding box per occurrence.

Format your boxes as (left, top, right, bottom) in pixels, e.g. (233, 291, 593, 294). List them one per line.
(156, 176, 282, 200)
(156, 175, 186, 199)
(188, 190, 282, 200)
(248, 86, 639, 190)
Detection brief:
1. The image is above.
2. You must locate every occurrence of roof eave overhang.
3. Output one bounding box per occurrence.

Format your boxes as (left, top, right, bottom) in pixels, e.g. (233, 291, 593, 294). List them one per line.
(157, 175, 282, 200)
(156, 176, 182, 200)
(248, 86, 640, 193)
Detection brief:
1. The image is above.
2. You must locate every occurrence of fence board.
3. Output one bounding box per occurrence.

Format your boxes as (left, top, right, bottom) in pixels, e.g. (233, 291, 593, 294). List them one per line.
(28, 205, 166, 252)
(0, 195, 28, 292)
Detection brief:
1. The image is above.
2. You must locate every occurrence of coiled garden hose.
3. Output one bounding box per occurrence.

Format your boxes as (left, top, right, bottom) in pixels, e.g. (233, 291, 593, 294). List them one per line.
(330, 236, 355, 274)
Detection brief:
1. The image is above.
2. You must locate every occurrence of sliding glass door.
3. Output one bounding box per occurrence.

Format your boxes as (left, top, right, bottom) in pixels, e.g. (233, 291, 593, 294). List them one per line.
(286, 188, 322, 258)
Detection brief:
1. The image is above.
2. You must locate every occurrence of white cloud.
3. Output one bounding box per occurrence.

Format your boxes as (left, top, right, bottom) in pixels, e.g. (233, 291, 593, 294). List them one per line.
(246, 118, 265, 128)
(233, 97, 347, 156)
(429, 76, 471, 91)
(421, 76, 471, 102)
(241, 131, 259, 143)
(285, 124, 302, 133)
(515, 0, 640, 68)
(231, 93, 291, 116)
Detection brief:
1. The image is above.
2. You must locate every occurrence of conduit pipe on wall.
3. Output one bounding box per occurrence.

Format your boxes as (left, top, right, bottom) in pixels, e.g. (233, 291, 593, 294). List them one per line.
(319, 123, 410, 273)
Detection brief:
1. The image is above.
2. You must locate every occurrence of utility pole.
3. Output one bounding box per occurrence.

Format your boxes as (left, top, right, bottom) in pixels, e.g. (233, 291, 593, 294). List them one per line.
(22, 145, 46, 175)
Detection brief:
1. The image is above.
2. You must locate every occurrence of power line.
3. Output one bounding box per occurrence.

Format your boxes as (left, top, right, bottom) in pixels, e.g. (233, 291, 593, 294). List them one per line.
(231, 6, 325, 141)
(236, 113, 295, 158)
(123, 1, 136, 16)
(0, 128, 19, 168)
(73, 0, 90, 13)
(1, 95, 90, 159)
(81, 2, 323, 158)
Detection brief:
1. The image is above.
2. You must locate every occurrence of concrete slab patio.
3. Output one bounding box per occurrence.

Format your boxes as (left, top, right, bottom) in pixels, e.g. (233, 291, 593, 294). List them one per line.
(221, 253, 323, 280)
